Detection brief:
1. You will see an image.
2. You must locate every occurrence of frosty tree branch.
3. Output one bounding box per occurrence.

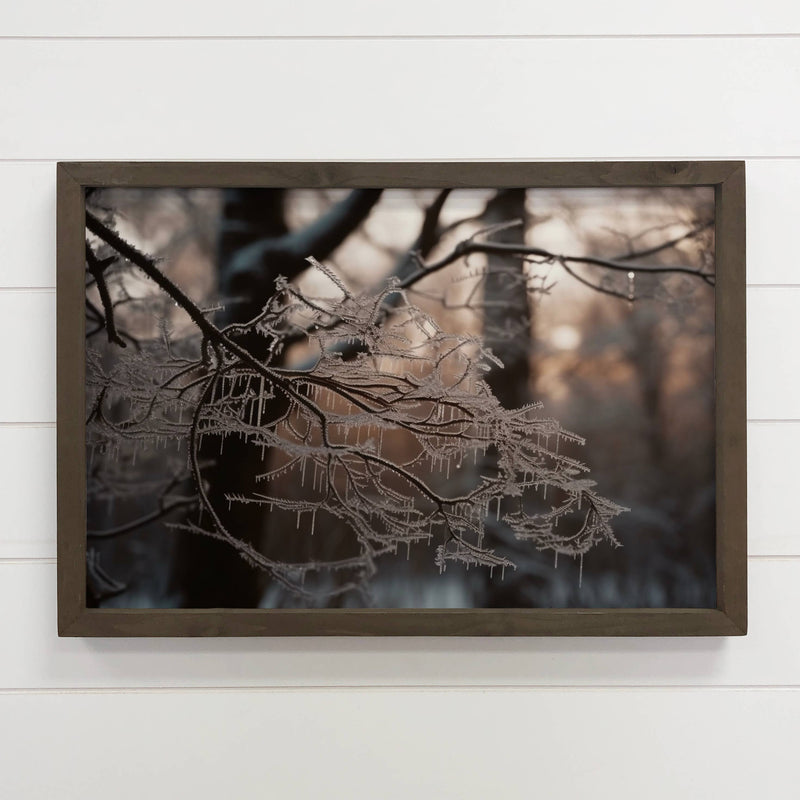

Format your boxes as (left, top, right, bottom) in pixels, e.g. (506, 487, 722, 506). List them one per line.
(400, 219, 715, 293)
(85, 211, 629, 599)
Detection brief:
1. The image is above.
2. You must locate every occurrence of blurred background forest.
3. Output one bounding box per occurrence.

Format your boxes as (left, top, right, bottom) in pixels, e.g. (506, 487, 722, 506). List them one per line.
(85, 183, 715, 609)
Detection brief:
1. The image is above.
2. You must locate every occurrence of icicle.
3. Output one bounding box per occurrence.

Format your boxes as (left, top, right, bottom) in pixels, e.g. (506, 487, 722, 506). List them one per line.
(579, 553, 584, 588)
(495, 496, 501, 521)
(554, 551, 558, 569)
(296, 510, 302, 530)
(310, 509, 316, 536)
(627, 271, 635, 306)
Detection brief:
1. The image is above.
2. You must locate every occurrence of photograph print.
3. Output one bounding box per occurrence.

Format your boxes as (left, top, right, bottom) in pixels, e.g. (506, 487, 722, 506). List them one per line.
(83, 178, 716, 612)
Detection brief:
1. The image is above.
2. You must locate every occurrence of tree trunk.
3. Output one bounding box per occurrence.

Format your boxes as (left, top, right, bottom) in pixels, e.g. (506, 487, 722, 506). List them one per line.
(168, 190, 290, 607)
(482, 189, 533, 407)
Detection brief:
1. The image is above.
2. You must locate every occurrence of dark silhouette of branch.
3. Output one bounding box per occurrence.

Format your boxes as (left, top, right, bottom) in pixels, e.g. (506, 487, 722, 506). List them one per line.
(87, 212, 274, 372)
(400, 221, 715, 293)
(86, 548, 127, 604)
(85, 292, 141, 350)
(88, 496, 198, 540)
(558, 260, 631, 301)
(614, 220, 712, 262)
(85, 242, 126, 347)
(223, 188, 383, 290)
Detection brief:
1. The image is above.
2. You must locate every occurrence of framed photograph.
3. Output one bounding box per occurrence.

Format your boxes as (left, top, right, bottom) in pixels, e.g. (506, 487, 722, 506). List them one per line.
(57, 161, 746, 636)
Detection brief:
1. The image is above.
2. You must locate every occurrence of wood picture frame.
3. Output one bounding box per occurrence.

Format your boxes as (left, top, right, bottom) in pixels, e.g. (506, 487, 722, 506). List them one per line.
(57, 160, 746, 636)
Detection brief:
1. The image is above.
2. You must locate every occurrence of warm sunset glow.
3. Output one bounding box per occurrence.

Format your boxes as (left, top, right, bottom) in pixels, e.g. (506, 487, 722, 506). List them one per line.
(550, 324, 582, 351)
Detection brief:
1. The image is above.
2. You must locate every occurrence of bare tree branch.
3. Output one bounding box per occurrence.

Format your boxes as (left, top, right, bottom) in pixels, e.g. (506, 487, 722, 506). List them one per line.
(85, 242, 126, 347)
(223, 189, 383, 289)
(85, 211, 628, 598)
(400, 221, 715, 293)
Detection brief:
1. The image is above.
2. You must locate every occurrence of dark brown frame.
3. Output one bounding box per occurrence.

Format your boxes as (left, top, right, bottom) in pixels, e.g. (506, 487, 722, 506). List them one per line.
(57, 161, 746, 636)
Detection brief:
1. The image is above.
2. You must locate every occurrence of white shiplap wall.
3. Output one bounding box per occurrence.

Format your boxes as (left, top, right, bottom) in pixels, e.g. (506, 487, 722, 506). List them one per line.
(1, 4, 798, 797)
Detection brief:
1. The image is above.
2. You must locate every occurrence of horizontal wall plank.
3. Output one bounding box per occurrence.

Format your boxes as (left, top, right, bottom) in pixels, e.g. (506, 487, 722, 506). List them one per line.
(0, 163, 55, 288)
(747, 288, 800, 419)
(1, 688, 798, 800)
(1, 422, 793, 558)
(1, 1, 799, 37)
(0, 158, 796, 289)
(0, 292, 54, 422)
(747, 160, 800, 285)
(0, 558, 795, 688)
(1, 287, 792, 423)
(0, 39, 798, 160)
(0, 427, 54, 559)
(748, 423, 800, 555)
